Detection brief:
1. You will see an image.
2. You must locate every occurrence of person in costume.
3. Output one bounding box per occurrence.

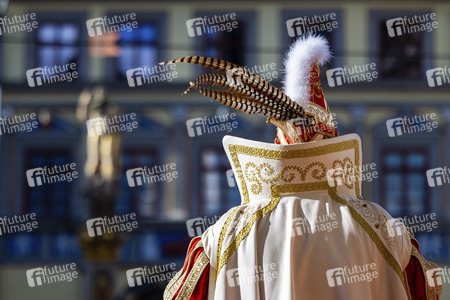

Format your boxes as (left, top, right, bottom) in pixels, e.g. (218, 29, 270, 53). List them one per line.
(161, 36, 441, 300)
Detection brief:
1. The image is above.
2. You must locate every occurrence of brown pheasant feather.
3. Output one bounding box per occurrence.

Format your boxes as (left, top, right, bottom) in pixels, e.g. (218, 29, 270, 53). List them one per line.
(192, 84, 292, 120)
(188, 73, 288, 112)
(160, 56, 306, 121)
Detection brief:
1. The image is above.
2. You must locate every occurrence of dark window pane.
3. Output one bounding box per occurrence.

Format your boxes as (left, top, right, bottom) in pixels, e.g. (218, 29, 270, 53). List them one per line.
(380, 147, 429, 216)
(199, 146, 236, 215)
(407, 173, 425, 214)
(408, 152, 425, 169)
(35, 21, 80, 67)
(201, 17, 246, 66)
(377, 18, 423, 80)
(117, 149, 161, 218)
(115, 22, 159, 80)
(385, 153, 402, 169)
(24, 150, 72, 219)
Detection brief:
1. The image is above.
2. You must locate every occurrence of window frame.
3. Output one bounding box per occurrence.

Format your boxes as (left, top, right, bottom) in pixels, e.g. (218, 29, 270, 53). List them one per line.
(369, 10, 434, 84)
(193, 11, 256, 71)
(27, 11, 87, 81)
(105, 11, 167, 83)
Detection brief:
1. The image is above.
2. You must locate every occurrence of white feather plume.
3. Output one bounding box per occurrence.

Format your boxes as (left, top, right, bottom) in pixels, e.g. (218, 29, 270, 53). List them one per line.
(282, 35, 332, 106)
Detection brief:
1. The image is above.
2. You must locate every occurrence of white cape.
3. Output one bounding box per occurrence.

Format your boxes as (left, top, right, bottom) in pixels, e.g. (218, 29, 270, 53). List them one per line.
(201, 134, 412, 300)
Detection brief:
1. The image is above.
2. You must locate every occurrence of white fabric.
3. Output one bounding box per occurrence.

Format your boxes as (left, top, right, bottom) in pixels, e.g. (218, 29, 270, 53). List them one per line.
(283, 35, 331, 106)
(202, 134, 412, 300)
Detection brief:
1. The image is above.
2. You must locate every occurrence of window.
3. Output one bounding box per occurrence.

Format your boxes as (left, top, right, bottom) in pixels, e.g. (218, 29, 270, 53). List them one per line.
(109, 13, 166, 81)
(380, 148, 430, 216)
(34, 21, 81, 68)
(196, 12, 255, 67)
(198, 146, 239, 215)
(371, 11, 432, 81)
(117, 148, 162, 218)
(202, 22, 245, 66)
(114, 22, 160, 80)
(376, 20, 422, 80)
(24, 149, 73, 219)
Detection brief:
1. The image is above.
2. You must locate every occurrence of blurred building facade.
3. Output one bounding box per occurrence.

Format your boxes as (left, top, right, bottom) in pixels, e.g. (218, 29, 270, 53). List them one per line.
(0, 0, 450, 299)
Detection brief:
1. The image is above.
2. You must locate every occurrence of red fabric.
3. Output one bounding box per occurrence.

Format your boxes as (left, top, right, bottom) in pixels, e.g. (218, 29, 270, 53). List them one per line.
(405, 239, 439, 300)
(275, 62, 338, 144)
(170, 237, 209, 300)
(189, 263, 210, 300)
(308, 63, 328, 112)
(291, 62, 338, 143)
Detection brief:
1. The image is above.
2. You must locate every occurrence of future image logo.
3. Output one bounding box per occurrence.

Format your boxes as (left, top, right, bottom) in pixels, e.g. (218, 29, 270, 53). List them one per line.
(426, 67, 449, 87)
(426, 167, 450, 188)
(426, 267, 449, 287)
(26, 163, 78, 187)
(0, 113, 39, 135)
(86, 13, 138, 37)
(126, 264, 178, 287)
(126, 163, 178, 187)
(386, 114, 438, 137)
(186, 13, 238, 37)
(26, 263, 78, 287)
(86, 113, 138, 137)
(286, 13, 338, 37)
(26, 63, 78, 87)
(326, 263, 378, 287)
(0, 13, 38, 36)
(226, 169, 236, 187)
(86, 213, 138, 237)
(186, 215, 221, 237)
(186, 113, 238, 137)
(226, 263, 278, 287)
(126, 65, 178, 87)
(292, 213, 338, 236)
(326, 63, 378, 87)
(0, 213, 38, 236)
(386, 13, 437, 38)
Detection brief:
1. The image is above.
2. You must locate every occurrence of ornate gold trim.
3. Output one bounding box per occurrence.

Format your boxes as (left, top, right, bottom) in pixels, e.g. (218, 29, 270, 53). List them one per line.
(215, 206, 240, 272)
(213, 136, 413, 299)
(328, 188, 411, 297)
(215, 181, 333, 281)
(410, 241, 442, 300)
(243, 161, 327, 195)
(215, 138, 362, 280)
(164, 239, 205, 300)
(228, 138, 362, 205)
(176, 251, 209, 299)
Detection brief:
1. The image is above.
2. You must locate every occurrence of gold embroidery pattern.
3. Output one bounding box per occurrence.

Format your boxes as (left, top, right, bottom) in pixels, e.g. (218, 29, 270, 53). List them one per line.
(215, 182, 331, 282)
(215, 182, 412, 297)
(331, 157, 355, 189)
(215, 206, 240, 272)
(176, 251, 209, 300)
(403, 270, 413, 300)
(410, 239, 442, 300)
(346, 198, 397, 251)
(328, 188, 410, 297)
(164, 239, 205, 300)
(226, 206, 253, 236)
(243, 162, 327, 195)
(215, 136, 412, 298)
(215, 138, 362, 281)
(228, 138, 362, 205)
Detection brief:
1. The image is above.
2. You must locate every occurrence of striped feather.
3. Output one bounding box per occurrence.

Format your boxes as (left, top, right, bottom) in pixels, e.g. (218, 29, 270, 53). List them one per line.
(191, 84, 299, 120)
(160, 56, 306, 120)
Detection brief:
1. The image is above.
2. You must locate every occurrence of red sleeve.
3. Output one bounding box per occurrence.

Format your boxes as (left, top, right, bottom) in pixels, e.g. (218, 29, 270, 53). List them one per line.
(405, 239, 441, 300)
(164, 237, 210, 300)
